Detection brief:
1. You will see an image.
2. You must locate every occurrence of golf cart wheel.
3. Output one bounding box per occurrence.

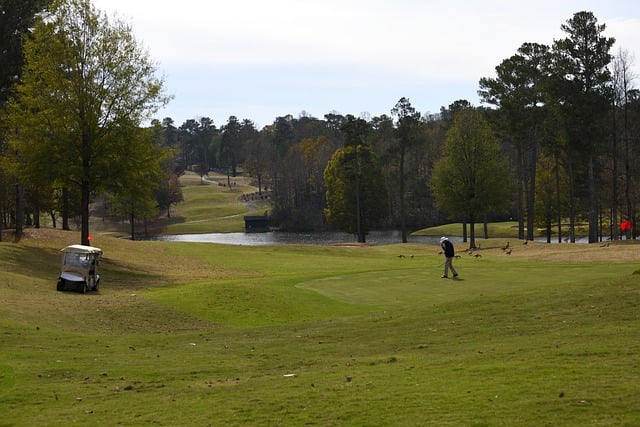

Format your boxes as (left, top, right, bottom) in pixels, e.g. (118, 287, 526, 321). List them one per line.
(56, 278, 65, 291)
(81, 282, 88, 294)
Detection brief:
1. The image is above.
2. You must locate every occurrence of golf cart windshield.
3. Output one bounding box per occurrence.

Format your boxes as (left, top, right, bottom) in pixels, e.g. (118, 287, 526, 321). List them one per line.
(64, 252, 91, 269)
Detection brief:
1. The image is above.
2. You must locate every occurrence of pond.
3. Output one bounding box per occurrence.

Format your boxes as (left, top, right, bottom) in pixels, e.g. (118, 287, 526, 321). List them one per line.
(153, 230, 450, 246)
(152, 230, 590, 246)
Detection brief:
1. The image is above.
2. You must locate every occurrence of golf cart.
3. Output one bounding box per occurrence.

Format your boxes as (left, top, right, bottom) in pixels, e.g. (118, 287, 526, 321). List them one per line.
(56, 244, 102, 293)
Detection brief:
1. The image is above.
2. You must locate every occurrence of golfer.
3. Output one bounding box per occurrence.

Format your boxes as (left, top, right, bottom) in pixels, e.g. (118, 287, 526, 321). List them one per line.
(440, 236, 458, 279)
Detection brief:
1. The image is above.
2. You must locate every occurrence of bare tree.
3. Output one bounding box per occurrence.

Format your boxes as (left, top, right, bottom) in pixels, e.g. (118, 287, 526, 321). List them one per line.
(612, 48, 638, 238)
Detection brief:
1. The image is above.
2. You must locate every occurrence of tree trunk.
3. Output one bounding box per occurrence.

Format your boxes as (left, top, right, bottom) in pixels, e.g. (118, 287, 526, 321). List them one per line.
(130, 211, 136, 241)
(399, 147, 407, 243)
(555, 153, 562, 243)
(15, 183, 24, 241)
(568, 159, 576, 243)
(62, 187, 70, 231)
(545, 206, 552, 243)
(526, 142, 538, 241)
(462, 222, 467, 243)
(81, 179, 90, 246)
(355, 146, 364, 243)
(624, 110, 633, 239)
(588, 154, 598, 243)
(469, 215, 477, 249)
(517, 146, 525, 240)
(611, 106, 619, 240)
(33, 207, 40, 228)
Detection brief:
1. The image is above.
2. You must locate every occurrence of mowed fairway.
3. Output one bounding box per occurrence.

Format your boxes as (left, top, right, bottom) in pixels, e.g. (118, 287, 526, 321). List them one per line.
(1, 229, 640, 426)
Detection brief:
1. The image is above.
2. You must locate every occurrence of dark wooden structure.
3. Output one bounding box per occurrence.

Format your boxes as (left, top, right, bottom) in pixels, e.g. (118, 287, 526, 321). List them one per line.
(244, 215, 269, 232)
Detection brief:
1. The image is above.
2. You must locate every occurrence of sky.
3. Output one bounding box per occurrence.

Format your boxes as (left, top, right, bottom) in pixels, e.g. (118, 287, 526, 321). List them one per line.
(91, 0, 640, 129)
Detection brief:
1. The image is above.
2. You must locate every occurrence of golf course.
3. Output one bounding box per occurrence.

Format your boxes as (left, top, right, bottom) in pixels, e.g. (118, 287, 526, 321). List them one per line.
(1, 173, 639, 426)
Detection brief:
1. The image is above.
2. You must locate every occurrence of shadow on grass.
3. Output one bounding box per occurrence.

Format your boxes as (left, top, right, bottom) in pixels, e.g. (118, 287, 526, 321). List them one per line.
(99, 256, 175, 290)
(0, 245, 60, 279)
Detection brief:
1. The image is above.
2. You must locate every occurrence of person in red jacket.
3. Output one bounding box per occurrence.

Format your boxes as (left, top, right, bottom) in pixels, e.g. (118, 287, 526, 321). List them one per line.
(440, 236, 458, 279)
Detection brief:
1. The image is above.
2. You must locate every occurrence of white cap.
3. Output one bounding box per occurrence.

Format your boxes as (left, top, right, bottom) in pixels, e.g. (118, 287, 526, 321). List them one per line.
(440, 236, 447, 243)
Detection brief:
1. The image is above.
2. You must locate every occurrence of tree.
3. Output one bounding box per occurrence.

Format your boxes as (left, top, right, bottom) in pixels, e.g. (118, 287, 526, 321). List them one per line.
(275, 136, 334, 230)
(612, 48, 638, 238)
(178, 119, 200, 170)
(0, 0, 48, 106)
(155, 172, 183, 219)
(107, 126, 165, 239)
(219, 116, 243, 184)
(479, 42, 551, 241)
(430, 109, 512, 249)
(149, 118, 183, 218)
(552, 11, 615, 243)
(0, 0, 49, 240)
(7, 0, 169, 245)
(244, 131, 271, 195)
(160, 117, 179, 149)
(390, 97, 424, 243)
(441, 99, 473, 127)
(193, 163, 209, 184)
(324, 116, 388, 242)
(534, 150, 570, 242)
(271, 115, 295, 157)
(197, 117, 217, 170)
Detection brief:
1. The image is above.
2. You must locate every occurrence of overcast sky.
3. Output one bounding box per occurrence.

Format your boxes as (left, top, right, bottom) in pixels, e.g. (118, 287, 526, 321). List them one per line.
(91, 0, 640, 129)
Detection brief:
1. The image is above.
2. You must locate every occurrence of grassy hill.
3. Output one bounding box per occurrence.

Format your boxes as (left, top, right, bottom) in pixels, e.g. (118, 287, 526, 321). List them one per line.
(88, 171, 270, 237)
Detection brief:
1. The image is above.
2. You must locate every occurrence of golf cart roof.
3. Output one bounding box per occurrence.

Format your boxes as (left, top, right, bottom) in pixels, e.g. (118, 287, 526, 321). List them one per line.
(60, 244, 103, 255)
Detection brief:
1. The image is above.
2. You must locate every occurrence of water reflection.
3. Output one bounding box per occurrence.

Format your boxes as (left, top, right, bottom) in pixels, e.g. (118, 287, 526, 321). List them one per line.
(154, 230, 451, 246)
(153, 231, 589, 246)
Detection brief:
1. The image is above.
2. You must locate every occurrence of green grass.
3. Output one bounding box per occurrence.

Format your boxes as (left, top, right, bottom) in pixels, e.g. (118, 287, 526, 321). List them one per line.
(164, 172, 269, 234)
(413, 221, 519, 238)
(88, 171, 269, 236)
(414, 220, 592, 240)
(1, 229, 640, 426)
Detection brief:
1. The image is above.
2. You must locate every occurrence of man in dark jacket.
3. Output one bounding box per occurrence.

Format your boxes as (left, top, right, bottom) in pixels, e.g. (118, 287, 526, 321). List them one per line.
(440, 236, 458, 279)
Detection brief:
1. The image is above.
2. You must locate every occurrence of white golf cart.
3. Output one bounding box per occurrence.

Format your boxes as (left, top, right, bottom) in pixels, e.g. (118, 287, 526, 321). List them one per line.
(56, 244, 102, 293)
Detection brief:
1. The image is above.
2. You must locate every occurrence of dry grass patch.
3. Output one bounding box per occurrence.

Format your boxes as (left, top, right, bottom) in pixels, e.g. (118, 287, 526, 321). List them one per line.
(455, 238, 640, 263)
(8, 228, 254, 288)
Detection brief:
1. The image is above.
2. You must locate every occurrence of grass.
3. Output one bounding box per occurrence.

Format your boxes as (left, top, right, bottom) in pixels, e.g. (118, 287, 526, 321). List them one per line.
(1, 177, 638, 425)
(413, 221, 591, 240)
(413, 221, 521, 238)
(88, 171, 270, 236)
(163, 171, 269, 234)
(1, 225, 640, 425)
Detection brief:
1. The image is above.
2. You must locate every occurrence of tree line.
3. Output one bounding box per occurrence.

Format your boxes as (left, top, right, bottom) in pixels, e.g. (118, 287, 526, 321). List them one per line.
(0, 1, 638, 245)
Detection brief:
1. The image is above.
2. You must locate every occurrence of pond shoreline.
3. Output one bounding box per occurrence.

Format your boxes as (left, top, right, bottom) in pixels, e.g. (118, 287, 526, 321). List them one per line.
(150, 230, 591, 246)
